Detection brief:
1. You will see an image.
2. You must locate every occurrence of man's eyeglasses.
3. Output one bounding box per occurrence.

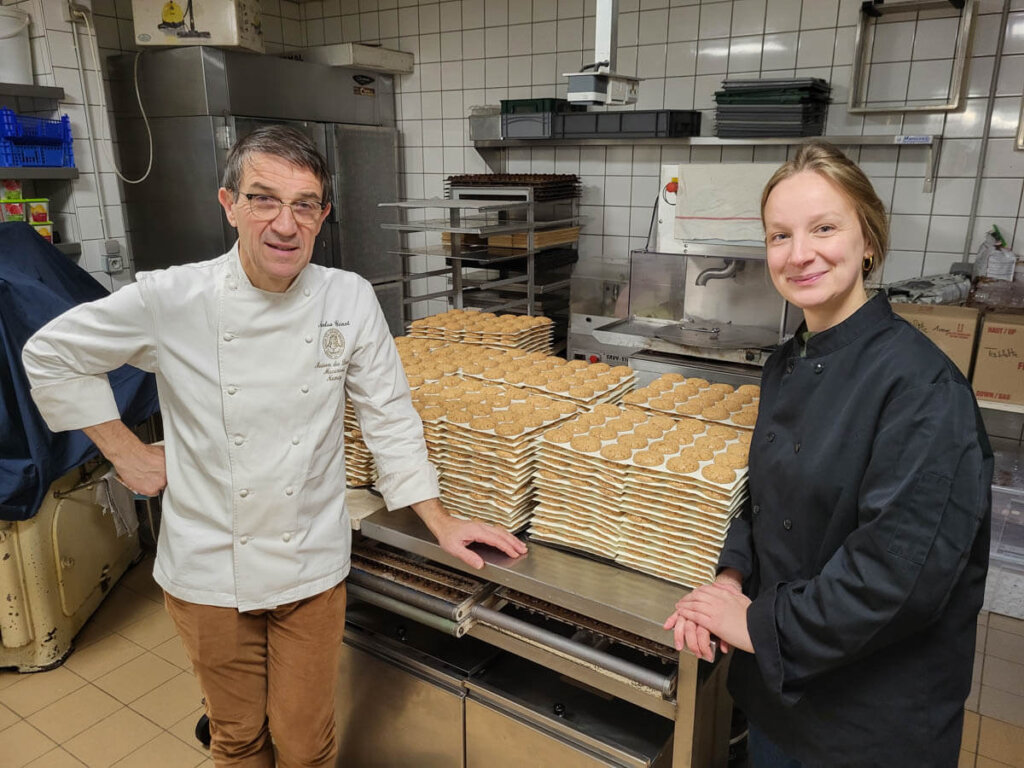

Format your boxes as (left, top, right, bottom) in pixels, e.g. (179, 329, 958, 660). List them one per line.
(242, 193, 326, 225)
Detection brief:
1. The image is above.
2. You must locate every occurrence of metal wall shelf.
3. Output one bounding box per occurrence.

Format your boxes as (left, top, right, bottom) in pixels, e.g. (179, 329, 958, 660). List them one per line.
(474, 134, 942, 192)
(0, 166, 79, 180)
(0, 82, 65, 100)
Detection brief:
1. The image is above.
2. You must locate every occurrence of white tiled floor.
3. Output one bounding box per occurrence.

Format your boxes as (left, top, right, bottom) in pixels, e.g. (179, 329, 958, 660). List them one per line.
(0, 557, 213, 768)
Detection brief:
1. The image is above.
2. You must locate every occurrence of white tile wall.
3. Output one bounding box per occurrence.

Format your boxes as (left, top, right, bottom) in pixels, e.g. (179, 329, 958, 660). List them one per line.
(9, 0, 1024, 308)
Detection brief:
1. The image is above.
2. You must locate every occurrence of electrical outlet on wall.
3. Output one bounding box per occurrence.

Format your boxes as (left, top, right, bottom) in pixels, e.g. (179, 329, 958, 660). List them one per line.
(63, 0, 92, 23)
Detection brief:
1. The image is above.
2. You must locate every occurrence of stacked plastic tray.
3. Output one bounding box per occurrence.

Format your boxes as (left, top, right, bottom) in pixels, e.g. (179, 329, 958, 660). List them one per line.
(0, 108, 74, 167)
(713, 78, 831, 138)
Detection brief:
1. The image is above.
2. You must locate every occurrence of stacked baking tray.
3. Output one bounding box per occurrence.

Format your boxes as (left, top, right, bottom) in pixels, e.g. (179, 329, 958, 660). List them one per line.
(408, 308, 554, 354)
(446, 173, 580, 202)
(530, 404, 749, 588)
(714, 78, 831, 138)
(411, 375, 579, 531)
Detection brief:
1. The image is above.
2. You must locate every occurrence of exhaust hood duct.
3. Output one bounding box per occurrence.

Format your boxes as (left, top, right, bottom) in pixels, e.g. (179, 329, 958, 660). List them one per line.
(565, 0, 640, 105)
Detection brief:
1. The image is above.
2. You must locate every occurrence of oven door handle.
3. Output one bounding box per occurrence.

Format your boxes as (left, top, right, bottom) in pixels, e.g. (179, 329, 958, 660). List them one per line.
(471, 604, 678, 698)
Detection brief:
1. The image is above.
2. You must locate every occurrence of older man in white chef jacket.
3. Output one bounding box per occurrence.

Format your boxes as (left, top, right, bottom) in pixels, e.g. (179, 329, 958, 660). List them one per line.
(22, 125, 526, 767)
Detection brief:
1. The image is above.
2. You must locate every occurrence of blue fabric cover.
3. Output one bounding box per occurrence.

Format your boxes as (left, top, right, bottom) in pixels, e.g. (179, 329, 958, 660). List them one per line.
(0, 222, 159, 521)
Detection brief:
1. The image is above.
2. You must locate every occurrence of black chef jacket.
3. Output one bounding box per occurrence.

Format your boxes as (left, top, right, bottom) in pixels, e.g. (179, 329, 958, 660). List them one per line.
(718, 293, 992, 768)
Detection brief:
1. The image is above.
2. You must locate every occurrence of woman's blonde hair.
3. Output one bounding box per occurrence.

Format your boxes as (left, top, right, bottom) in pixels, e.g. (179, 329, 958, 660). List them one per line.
(760, 141, 888, 278)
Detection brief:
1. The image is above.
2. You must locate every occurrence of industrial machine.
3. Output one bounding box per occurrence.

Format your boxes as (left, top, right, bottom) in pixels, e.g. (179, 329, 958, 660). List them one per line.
(337, 508, 733, 768)
(565, 0, 640, 106)
(569, 165, 801, 385)
(108, 46, 405, 335)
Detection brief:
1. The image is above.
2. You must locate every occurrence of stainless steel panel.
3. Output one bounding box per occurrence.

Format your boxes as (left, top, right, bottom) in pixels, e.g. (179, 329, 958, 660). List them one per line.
(465, 654, 672, 768)
(110, 47, 395, 126)
(116, 116, 228, 272)
(109, 47, 228, 118)
(372, 281, 405, 337)
(360, 508, 685, 647)
(224, 55, 394, 125)
(467, 699, 619, 768)
(335, 641, 465, 768)
(332, 125, 401, 281)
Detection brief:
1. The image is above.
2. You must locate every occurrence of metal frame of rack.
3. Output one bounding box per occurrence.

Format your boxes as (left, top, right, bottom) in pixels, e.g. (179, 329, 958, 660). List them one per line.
(380, 196, 548, 316)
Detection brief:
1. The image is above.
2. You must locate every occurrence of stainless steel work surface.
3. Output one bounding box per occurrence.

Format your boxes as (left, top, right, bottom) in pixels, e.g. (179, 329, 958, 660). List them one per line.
(360, 508, 685, 647)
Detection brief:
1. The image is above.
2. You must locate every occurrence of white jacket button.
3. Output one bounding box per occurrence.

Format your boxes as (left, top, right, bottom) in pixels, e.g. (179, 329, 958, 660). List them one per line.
(303, 288, 310, 297)
(285, 486, 294, 496)
(227, 386, 237, 395)
(305, 335, 313, 343)
(240, 535, 250, 545)
(223, 333, 233, 342)
(282, 532, 292, 542)
(291, 436, 300, 445)
(300, 385, 309, 394)
(234, 435, 244, 446)
(239, 489, 249, 498)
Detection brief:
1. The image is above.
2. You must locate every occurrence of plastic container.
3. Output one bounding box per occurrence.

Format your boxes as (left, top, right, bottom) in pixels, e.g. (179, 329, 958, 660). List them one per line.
(500, 98, 583, 115)
(2, 200, 25, 221)
(0, 7, 32, 87)
(0, 109, 74, 167)
(501, 112, 556, 138)
(30, 221, 52, 242)
(1, 178, 21, 199)
(558, 110, 702, 138)
(24, 198, 48, 222)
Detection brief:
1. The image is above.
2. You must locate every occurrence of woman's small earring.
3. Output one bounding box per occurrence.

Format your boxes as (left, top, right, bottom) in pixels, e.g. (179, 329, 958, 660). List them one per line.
(863, 254, 874, 274)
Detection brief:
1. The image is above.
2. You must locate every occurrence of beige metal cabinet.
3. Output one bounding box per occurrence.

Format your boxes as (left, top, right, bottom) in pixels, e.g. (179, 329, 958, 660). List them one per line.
(0, 464, 140, 671)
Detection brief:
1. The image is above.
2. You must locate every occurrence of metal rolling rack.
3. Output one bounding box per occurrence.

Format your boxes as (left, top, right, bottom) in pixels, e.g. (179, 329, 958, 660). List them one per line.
(379, 197, 543, 317)
(349, 506, 733, 768)
(447, 183, 580, 352)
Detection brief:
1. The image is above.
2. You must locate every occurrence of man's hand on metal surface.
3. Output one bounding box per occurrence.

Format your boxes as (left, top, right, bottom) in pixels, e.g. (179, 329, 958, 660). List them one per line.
(411, 497, 528, 570)
(83, 419, 167, 497)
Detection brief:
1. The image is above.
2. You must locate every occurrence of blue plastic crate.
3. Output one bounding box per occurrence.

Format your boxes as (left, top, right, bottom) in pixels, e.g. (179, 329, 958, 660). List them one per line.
(0, 107, 70, 143)
(0, 108, 74, 167)
(0, 139, 74, 167)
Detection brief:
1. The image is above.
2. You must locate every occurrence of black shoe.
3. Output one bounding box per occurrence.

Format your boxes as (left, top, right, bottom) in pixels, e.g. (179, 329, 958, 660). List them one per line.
(195, 713, 211, 748)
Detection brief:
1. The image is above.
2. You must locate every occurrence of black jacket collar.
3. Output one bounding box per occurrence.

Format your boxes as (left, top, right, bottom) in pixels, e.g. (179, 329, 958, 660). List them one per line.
(795, 292, 891, 358)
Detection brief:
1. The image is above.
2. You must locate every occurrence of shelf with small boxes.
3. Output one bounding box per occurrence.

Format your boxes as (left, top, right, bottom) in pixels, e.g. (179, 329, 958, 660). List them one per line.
(0, 82, 80, 254)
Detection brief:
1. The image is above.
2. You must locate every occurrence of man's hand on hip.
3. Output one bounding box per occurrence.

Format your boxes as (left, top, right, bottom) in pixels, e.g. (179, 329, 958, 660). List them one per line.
(83, 419, 167, 496)
(411, 497, 528, 569)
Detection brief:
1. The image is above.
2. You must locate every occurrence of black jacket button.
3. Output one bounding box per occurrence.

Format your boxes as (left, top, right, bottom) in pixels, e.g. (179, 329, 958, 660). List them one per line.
(785, 360, 795, 373)
(814, 362, 823, 374)
(752, 504, 760, 516)
(794, 442, 801, 453)
(767, 432, 776, 442)
(783, 519, 793, 530)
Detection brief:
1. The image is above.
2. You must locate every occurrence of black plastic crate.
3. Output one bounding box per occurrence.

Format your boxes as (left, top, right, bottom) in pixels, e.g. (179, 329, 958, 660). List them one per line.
(500, 98, 584, 114)
(557, 110, 701, 138)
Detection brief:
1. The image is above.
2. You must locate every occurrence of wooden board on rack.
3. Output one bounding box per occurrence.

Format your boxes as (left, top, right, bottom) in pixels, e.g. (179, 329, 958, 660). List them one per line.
(488, 226, 580, 249)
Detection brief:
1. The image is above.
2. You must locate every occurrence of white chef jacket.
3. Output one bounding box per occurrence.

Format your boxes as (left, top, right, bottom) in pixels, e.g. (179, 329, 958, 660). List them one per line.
(22, 245, 439, 611)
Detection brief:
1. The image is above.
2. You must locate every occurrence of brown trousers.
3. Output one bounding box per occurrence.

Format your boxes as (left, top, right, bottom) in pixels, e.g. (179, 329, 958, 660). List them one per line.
(164, 582, 347, 768)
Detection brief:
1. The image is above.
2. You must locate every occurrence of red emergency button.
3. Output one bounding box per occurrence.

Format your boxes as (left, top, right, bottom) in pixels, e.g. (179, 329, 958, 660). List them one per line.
(588, 355, 600, 363)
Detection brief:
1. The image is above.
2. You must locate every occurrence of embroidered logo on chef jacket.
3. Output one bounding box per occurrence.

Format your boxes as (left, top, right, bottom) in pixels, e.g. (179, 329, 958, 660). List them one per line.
(322, 328, 345, 359)
(315, 322, 350, 384)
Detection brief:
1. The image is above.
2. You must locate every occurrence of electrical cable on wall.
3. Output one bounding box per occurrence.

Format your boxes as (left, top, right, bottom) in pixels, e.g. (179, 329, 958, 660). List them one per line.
(70, 8, 153, 185)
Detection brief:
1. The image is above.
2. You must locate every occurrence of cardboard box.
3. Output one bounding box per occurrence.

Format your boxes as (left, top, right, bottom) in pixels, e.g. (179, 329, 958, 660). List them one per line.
(131, 0, 263, 52)
(893, 303, 980, 377)
(972, 313, 1024, 405)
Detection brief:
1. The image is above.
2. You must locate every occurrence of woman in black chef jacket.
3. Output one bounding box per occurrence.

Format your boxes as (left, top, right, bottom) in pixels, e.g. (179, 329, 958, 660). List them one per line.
(664, 141, 992, 768)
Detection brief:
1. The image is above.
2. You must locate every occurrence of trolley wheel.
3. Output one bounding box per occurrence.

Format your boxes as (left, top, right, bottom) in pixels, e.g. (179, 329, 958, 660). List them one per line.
(195, 713, 211, 748)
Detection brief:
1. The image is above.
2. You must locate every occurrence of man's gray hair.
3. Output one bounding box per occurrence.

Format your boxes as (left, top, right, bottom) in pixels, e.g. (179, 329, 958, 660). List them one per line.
(221, 125, 333, 204)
